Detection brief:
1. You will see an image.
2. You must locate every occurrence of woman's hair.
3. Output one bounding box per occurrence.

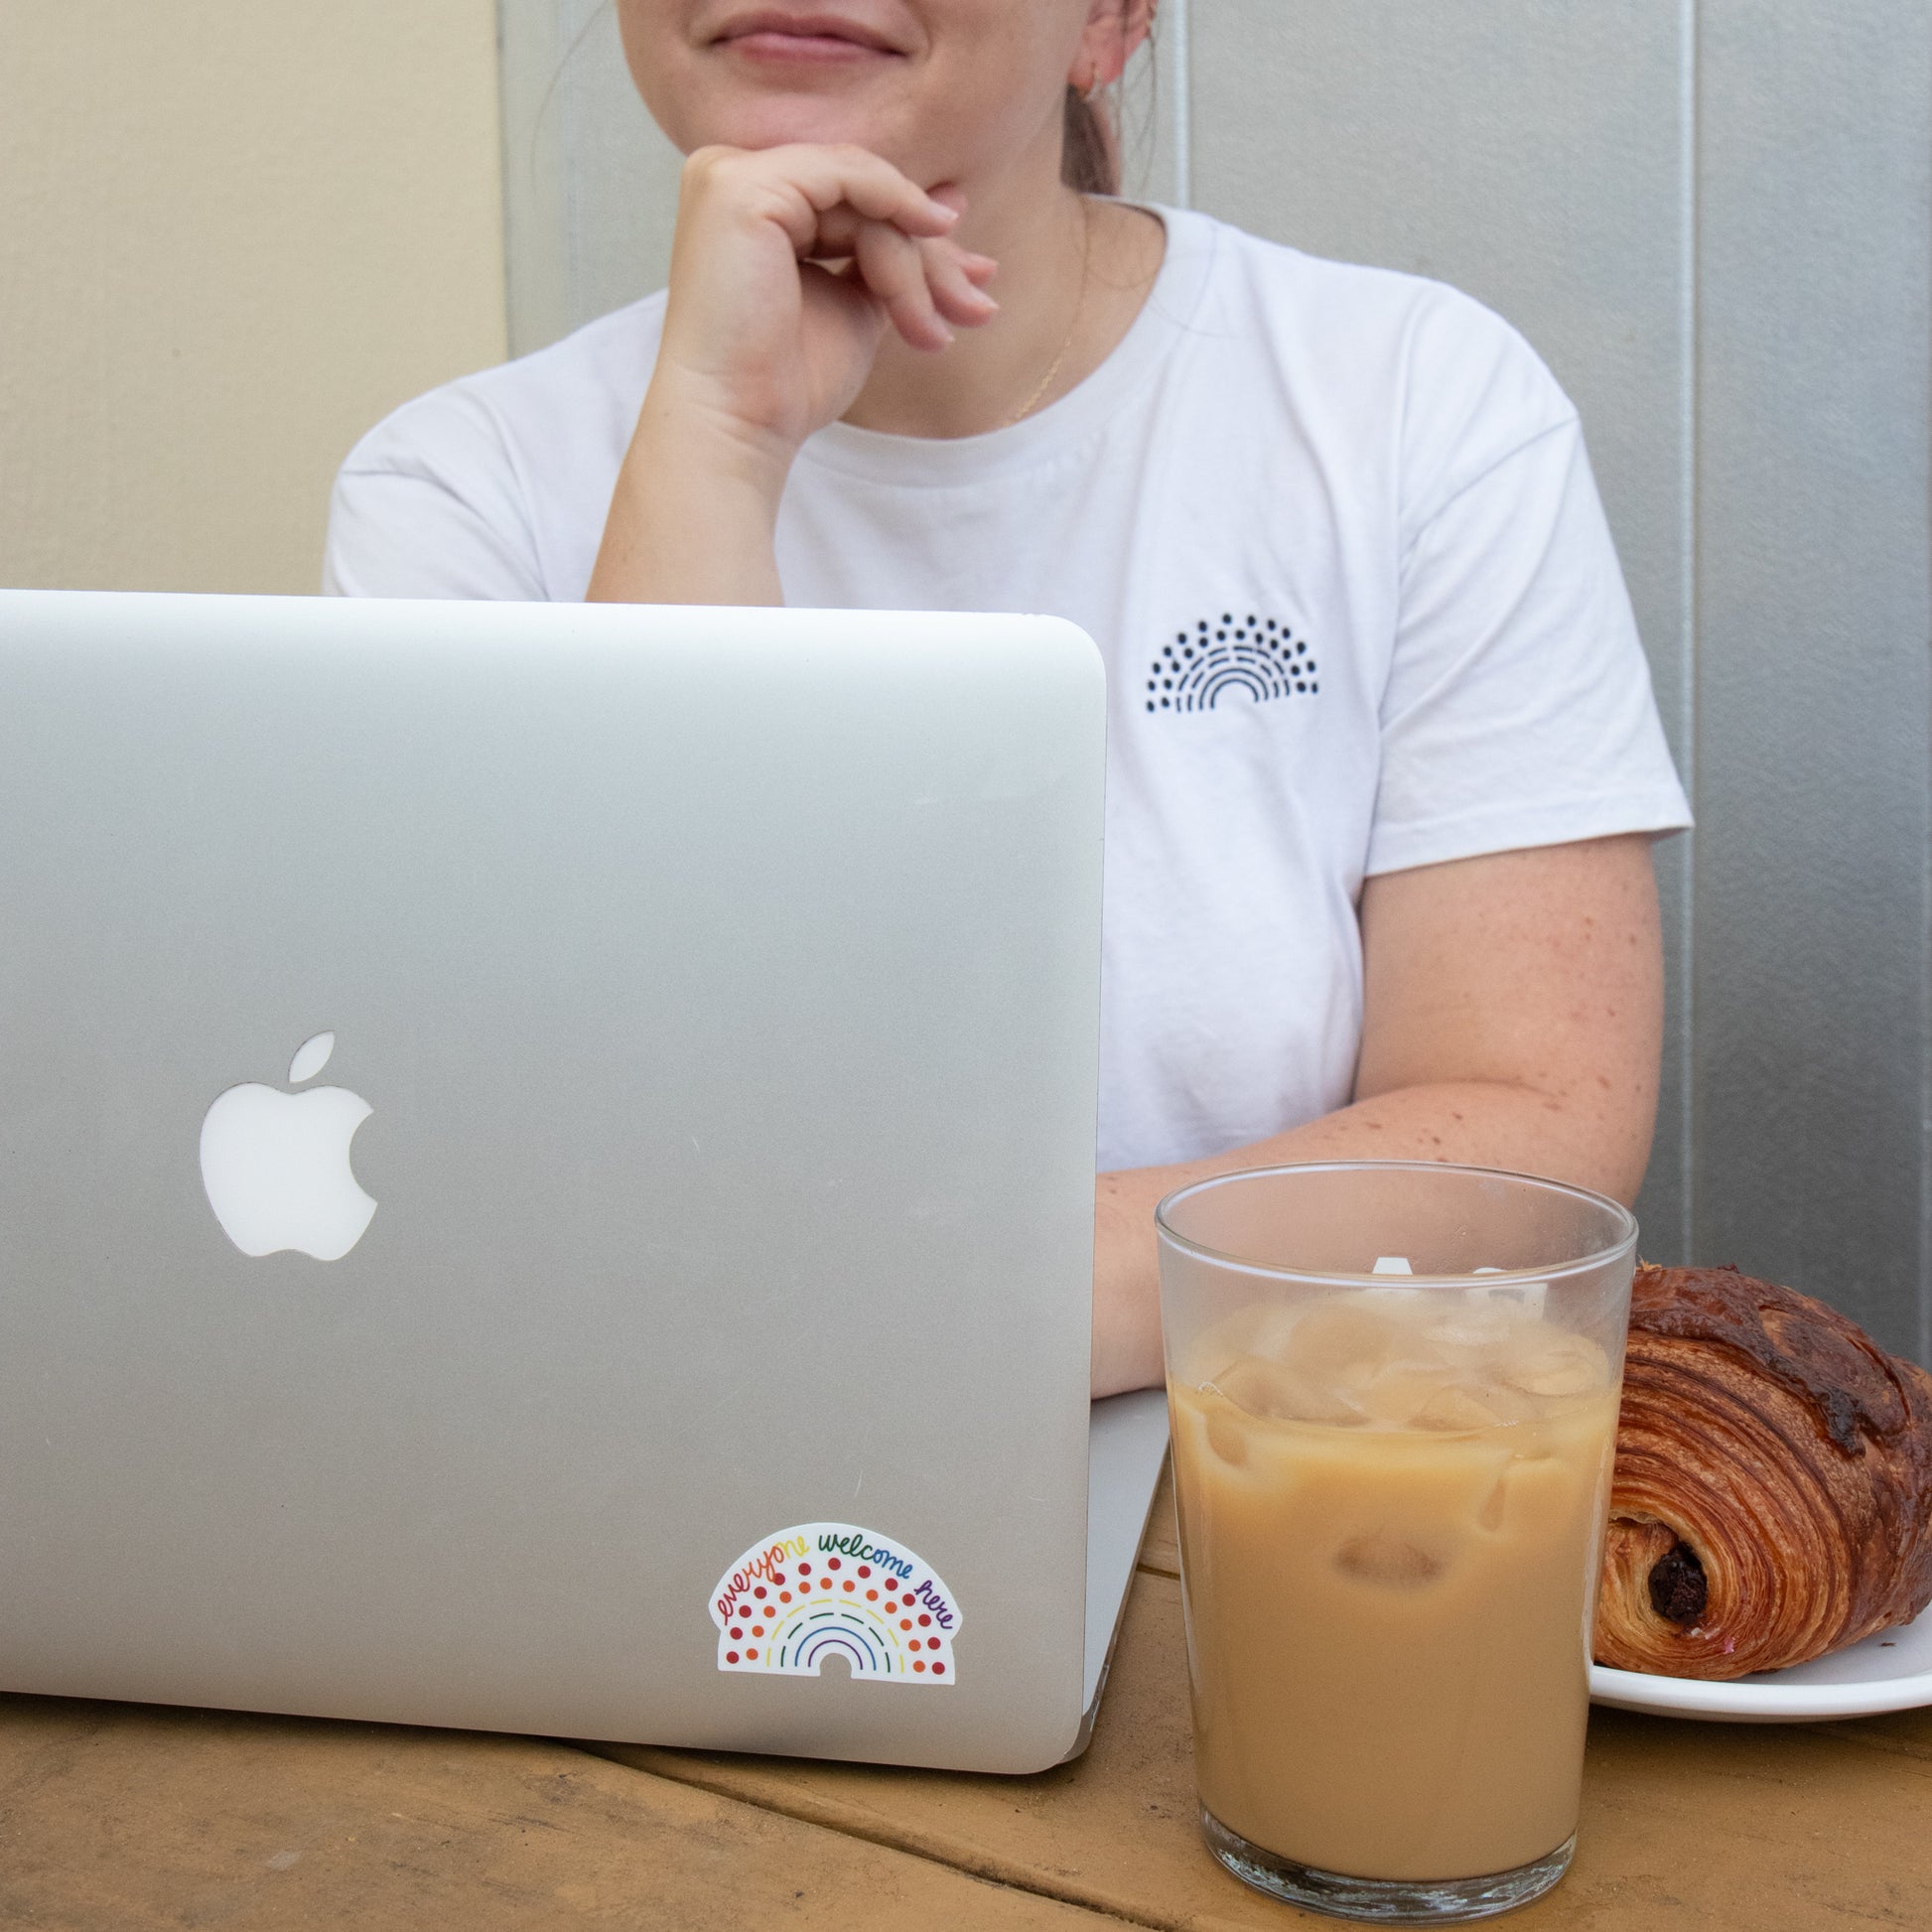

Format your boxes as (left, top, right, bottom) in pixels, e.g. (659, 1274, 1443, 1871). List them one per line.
(1061, 4, 1150, 198)
(1061, 85, 1120, 197)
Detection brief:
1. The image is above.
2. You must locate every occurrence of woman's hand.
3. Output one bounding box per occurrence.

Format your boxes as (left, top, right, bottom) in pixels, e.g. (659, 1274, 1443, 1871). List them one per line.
(656, 143, 997, 459)
(590, 144, 997, 607)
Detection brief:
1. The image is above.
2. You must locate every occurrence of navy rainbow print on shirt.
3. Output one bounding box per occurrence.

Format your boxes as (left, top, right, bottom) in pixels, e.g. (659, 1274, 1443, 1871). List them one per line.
(1148, 614, 1318, 713)
(711, 1523, 960, 1683)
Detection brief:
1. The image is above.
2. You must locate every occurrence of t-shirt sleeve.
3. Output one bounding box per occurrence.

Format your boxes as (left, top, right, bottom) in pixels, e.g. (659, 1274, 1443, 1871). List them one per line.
(1364, 321, 1691, 877)
(322, 386, 546, 601)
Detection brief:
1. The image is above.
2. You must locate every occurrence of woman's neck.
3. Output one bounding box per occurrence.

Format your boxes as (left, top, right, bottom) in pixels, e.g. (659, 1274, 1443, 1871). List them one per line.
(840, 147, 1165, 442)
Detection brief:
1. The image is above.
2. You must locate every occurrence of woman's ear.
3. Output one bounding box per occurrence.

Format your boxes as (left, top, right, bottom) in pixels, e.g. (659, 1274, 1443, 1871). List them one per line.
(1072, 0, 1158, 95)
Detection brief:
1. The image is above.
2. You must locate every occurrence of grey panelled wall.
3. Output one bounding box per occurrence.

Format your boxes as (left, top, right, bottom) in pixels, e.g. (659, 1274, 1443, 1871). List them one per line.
(1190, 2, 1701, 1278)
(1194, 0, 1932, 1365)
(1694, 6, 1932, 1365)
(496, 3, 1932, 1364)
(498, 0, 683, 354)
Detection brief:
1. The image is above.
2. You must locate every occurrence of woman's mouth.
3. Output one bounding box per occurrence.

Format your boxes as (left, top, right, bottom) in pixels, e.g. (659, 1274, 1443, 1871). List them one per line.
(714, 11, 902, 66)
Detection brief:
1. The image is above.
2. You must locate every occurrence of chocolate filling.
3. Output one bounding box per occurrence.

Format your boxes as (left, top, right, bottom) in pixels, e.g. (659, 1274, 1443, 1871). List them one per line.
(1648, 1541, 1709, 1625)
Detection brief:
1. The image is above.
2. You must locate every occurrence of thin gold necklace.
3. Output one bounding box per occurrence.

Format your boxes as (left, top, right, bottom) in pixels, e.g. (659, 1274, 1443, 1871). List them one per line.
(1003, 201, 1093, 428)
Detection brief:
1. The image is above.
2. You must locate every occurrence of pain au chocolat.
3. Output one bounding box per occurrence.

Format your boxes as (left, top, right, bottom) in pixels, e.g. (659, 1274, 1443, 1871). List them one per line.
(1592, 1264, 1932, 1679)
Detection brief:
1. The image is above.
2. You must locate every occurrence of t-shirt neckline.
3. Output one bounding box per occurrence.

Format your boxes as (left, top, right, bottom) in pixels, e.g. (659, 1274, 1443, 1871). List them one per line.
(797, 204, 1217, 489)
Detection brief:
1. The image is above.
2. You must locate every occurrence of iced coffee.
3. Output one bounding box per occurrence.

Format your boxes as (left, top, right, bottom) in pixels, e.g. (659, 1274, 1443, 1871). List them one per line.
(1157, 1164, 1636, 1920)
(1171, 1290, 1617, 1882)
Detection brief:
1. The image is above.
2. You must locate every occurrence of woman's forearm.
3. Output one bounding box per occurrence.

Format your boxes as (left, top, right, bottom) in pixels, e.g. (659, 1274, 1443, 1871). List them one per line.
(588, 397, 790, 607)
(1091, 1077, 1650, 1399)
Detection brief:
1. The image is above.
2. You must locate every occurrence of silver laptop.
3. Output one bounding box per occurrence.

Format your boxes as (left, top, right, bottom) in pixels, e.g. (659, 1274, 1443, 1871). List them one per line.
(0, 589, 1168, 1773)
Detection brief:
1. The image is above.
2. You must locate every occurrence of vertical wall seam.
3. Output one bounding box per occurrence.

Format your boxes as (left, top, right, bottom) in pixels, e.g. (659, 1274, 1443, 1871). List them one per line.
(495, 1, 514, 357)
(1679, 0, 1701, 1263)
(1922, 13, 1932, 1370)
(1169, 0, 1191, 209)
(563, 0, 588, 334)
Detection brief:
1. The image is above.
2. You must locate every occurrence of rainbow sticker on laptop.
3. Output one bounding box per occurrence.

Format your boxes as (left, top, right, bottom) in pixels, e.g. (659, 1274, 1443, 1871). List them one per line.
(711, 1523, 959, 1683)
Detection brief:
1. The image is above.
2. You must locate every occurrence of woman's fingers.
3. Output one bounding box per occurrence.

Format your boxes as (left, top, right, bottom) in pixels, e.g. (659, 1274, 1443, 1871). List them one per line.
(743, 143, 959, 259)
(806, 212, 997, 348)
(854, 220, 951, 350)
(793, 144, 960, 234)
(923, 242, 1000, 331)
(689, 145, 996, 352)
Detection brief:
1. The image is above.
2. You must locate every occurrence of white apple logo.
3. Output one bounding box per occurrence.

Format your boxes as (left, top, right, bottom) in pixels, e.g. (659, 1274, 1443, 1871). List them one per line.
(199, 1032, 377, 1260)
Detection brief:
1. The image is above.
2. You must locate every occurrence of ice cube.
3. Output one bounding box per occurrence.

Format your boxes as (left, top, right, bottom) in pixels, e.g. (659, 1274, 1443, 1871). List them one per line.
(1420, 1305, 1513, 1357)
(1355, 1362, 1449, 1426)
(1468, 1279, 1549, 1315)
(1414, 1384, 1504, 1432)
(1502, 1333, 1608, 1398)
(1203, 1406, 1250, 1468)
(1286, 1300, 1396, 1378)
(1213, 1357, 1300, 1419)
(1335, 1531, 1447, 1588)
(1477, 1472, 1509, 1531)
(1214, 1356, 1365, 1426)
(1243, 1304, 1307, 1365)
(1185, 1302, 1301, 1382)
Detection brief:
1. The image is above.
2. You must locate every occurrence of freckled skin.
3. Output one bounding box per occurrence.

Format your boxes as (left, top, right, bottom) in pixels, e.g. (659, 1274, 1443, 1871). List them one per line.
(1093, 834, 1664, 1394)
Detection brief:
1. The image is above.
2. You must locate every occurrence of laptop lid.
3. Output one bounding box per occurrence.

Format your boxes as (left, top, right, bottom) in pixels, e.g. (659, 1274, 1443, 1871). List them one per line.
(0, 590, 1106, 1773)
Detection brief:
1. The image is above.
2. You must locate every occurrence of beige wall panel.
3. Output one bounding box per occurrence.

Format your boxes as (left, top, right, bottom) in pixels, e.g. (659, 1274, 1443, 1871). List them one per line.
(0, 3, 507, 595)
(1188, 2, 1696, 1260)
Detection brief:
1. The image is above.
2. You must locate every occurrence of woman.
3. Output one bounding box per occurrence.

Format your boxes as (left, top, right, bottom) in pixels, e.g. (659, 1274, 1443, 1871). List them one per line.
(326, 1, 1690, 1395)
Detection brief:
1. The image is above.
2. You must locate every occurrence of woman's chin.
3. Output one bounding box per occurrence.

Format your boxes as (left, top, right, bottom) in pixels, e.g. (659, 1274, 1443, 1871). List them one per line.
(688, 96, 919, 164)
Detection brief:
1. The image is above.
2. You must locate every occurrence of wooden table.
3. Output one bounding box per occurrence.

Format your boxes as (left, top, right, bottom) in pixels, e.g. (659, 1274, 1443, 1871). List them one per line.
(5, 1466, 1928, 1930)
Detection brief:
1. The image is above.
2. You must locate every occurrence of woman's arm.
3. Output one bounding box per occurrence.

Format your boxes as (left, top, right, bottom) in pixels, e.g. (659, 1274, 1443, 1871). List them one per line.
(588, 144, 994, 608)
(1090, 833, 1665, 1396)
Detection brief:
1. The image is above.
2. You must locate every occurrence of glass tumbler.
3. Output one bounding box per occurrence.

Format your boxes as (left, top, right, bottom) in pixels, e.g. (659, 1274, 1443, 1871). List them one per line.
(1156, 1162, 1636, 1924)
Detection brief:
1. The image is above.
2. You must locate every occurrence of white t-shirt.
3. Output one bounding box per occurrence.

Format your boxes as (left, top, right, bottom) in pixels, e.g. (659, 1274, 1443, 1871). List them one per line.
(325, 206, 1690, 1173)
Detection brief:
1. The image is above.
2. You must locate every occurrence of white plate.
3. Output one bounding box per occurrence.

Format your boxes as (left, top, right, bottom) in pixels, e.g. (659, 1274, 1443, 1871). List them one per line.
(1590, 1608, 1932, 1722)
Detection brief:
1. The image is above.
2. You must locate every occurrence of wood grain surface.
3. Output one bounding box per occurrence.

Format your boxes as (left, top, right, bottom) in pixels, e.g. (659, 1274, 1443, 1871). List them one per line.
(0, 1697, 1106, 1930)
(4, 1464, 1928, 1930)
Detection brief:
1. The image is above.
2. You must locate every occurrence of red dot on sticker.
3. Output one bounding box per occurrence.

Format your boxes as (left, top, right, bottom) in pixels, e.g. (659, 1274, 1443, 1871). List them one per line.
(858, 1565, 871, 1579)
(797, 1561, 810, 1575)
(754, 1586, 766, 1599)
(918, 1613, 931, 1627)
(828, 1557, 841, 1570)
(932, 1662, 945, 1675)
(726, 1651, 740, 1664)
(913, 1660, 926, 1673)
(772, 1572, 785, 1586)
(731, 1627, 744, 1639)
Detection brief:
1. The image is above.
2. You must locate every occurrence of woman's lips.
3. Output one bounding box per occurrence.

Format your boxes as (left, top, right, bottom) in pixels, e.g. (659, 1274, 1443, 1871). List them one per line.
(716, 14, 901, 65)
(724, 31, 896, 64)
